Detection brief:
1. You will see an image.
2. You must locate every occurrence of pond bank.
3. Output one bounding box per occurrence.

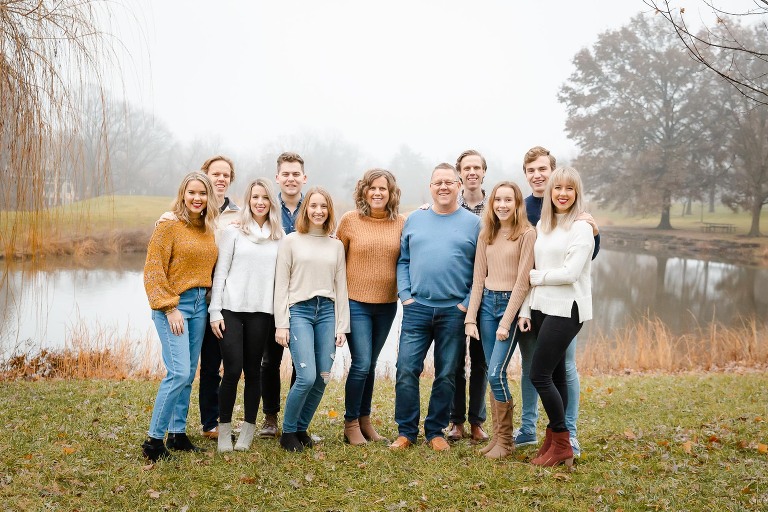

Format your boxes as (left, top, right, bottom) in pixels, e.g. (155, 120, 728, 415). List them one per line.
(601, 226, 768, 267)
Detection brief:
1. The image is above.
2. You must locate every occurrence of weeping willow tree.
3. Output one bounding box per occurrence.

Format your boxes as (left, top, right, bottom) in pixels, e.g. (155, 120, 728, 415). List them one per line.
(0, 0, 119, 258)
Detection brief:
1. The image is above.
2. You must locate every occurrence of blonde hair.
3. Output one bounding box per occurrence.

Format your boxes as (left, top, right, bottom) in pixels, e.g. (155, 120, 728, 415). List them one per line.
(171, 172, 220, 233)
(353, 168, 401, 219)
(480, 181, 531, 244)
(539, 167, 585, 234)
(295, 187, 336, 235)
(239, 178, 284, 240)
(201, 155, 235, 183)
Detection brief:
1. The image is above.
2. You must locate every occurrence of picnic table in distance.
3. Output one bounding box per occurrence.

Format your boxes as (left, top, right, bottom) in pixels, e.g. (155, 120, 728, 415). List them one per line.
(701, 222, 736, 233)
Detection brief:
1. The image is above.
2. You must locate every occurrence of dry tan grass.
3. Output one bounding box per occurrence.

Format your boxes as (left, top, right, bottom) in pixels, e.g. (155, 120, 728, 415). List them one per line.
(2, 316, 765, 380)
(581, 316, 768, 374)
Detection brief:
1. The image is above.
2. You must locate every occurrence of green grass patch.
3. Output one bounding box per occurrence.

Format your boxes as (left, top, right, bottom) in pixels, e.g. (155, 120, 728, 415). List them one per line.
(1, 374, 766, 510)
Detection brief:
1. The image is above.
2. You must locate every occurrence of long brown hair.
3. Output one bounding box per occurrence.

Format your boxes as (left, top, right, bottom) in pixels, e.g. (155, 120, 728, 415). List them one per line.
(295, 187, 336, 235)
(170, 172, 219, 233)
(480, 181, 531, 244)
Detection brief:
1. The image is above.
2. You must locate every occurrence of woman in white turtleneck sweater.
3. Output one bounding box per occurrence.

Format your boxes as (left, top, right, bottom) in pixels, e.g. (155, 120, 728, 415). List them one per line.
(208, 178, 284, 453)
(518, 167, 594, 469)
(273, 187, 350, 452)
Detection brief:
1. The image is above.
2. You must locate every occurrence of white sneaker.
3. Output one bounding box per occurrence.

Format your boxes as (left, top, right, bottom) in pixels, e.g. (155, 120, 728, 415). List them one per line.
(570, 436, 581, 458)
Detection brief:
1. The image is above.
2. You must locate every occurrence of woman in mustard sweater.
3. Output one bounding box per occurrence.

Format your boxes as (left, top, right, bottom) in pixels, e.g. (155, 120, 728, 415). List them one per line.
(142, 171, 219, 462)
(464, 181, 535, 459)
(336, 169, 405, 445)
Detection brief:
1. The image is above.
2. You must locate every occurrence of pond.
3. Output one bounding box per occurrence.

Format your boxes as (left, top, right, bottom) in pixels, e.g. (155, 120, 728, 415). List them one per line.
(2, 249, 766, 374)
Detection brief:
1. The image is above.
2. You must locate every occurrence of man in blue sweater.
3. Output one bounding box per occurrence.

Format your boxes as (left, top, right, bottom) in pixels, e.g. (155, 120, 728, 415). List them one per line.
(517, 146, 600, 458)
(390, 163, 481, 451)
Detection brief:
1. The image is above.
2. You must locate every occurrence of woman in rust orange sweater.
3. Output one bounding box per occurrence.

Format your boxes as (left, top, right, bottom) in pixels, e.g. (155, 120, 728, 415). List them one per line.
(336, 169, 405, 445)
(142, 171, 219, 462)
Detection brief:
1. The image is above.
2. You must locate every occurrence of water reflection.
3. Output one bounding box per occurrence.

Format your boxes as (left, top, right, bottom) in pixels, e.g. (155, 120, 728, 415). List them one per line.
(2, 250, 766, 370)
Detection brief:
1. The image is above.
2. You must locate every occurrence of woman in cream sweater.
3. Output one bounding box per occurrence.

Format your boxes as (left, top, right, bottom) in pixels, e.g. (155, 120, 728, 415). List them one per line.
(518, 167, 594, 468)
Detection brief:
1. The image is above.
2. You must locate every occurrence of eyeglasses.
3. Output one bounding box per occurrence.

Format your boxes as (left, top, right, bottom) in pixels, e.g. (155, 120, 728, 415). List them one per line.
(430, 179, 458, 188)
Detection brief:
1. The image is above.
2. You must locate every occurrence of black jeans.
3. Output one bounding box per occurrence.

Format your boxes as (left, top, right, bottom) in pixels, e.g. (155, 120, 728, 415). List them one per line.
(259, 335, 296, 415)
(198, 318, 221, 431)
(449, 336, 488, 425)
(530, 302, 583, 433)
(218, 310, 274, 424)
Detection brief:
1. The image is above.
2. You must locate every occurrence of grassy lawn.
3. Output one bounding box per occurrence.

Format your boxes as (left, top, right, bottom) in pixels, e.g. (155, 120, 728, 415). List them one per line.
(1, 373, 766, 511)
(590, 202, 768, 234)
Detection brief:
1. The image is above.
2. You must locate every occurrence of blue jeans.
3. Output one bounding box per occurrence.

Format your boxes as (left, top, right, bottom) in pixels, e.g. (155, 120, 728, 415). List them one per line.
(344, 300, 397, 421)
(518, 331, 580, 436)
(394, 301, 465, 442)
(478, 289, 517, 402)
(148, 287, 208, 439)
(282, 297, 337, 434)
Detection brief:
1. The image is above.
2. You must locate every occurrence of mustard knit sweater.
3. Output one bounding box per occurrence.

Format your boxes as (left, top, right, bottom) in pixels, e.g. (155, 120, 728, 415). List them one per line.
(144, 220, 218, 312)
(336, 210, 405, 304)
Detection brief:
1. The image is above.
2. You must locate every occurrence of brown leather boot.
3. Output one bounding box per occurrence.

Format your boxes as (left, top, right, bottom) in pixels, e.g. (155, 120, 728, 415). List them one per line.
(485, 399, 515, 459)
(446, 422, 465, 442)
(478, 394, 498, 455)
(344, 419, 367, 446)
(359, 416, 386, 442)
(531, 430, 574, 467)
(531, 427, 553, 464)
(471, 423, 489, 442)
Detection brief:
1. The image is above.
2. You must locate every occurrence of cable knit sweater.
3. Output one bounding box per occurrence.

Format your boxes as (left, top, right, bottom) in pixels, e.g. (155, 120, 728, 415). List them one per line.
(335, 210, 405, 304)
(144, 220, 218, 312)
(208, 223, 282, 321)
(465, 227, 536, 330)
(273, 228, 350, 334)
(520, 217, 594, 322)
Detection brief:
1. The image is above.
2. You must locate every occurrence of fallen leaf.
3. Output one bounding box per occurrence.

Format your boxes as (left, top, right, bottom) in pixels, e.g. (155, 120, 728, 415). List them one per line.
(755, 416, 764, 423)
(708, 435, 720, 443)
(327, 409, 338, 419)
(147, 489, 160, 499)
(289, 479, 300, 489)
(112, 485, 126, 494)
(240, 476, 256, 484)
(607, 388, 613, 394)
(586, 387, 593, 393)
(142, 463, 155, 471)
(62, 446, 76, 455)
(682, 440, 693, 454)
(553, 472, 572, 481)
(23, 454, 32, 460)
(624, 429, 636, 441)
(656, 440, 669, 447)
(305, 473, 314, 482)
(737, 440, 749, 449)
(757, 443, 768, 454)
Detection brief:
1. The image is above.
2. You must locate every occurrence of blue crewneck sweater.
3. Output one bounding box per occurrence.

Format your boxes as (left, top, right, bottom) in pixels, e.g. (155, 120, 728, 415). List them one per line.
(525, 194, 601, 260)
(397, 207, 481, 308)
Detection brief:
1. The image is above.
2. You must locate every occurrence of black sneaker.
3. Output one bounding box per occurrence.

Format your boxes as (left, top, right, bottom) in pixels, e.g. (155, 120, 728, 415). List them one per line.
(279, 432, 304, 452)
(296, 431, 314, 448)
(166, 433, 203, 452)
(141, 437, 171, 462)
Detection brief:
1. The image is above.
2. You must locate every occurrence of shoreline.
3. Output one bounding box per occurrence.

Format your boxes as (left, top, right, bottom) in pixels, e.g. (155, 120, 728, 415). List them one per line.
(3, 225, 767, 268)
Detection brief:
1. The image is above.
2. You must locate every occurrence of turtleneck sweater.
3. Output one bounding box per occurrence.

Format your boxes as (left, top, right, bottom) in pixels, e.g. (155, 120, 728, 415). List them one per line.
(273, 227, 350, 334)
(335, 209, 405, 303)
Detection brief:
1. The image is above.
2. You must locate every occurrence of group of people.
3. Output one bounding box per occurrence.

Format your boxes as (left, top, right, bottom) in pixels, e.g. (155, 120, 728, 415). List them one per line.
(141, 146, 598, 469)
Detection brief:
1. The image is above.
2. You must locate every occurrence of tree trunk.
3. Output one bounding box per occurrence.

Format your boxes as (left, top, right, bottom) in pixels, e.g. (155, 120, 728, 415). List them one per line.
(708, 185, 716, 213)
(747, 199, 763, 237)
(656, 191, 673, 229)
(684, 197, 692, 215)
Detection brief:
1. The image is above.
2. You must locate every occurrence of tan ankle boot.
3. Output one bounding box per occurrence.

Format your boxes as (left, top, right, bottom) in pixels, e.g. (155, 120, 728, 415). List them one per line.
(344, 419, 367, 446)
(359, 416, 386, 442)
(479, 394, 498, 455)
(485, 399, 515, 459)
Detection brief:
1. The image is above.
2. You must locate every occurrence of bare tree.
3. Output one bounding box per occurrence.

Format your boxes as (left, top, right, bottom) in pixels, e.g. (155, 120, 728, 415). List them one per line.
(645, 0, 768, 106)
(1, 0, 118, 256)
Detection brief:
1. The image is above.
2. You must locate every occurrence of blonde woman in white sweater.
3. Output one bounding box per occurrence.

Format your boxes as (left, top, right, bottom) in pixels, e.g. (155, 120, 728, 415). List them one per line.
(209, 178, 284, 453)
(274, 187, 350, 452)
(518, 167, 594, 468)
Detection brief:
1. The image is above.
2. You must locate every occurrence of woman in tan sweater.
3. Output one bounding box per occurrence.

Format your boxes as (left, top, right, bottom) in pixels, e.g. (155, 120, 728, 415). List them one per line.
(464, 181, 535, 459)
(336, 169, 405, 445)
(141, 171, 219, 462)
(274, 187, 350, 452)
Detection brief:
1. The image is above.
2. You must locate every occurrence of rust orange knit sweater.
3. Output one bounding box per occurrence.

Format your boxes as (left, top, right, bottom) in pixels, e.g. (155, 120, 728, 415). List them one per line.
(144, 219, 218, 312)
(336, 210, 405, 304)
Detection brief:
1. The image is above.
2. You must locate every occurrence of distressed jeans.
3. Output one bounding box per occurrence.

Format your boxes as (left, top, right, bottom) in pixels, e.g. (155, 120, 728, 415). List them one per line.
(282, 297, 337, 434)
(148, 287, 208, 439)
(477, 289, 517, 402)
